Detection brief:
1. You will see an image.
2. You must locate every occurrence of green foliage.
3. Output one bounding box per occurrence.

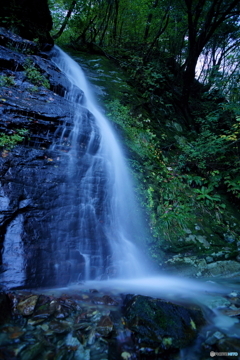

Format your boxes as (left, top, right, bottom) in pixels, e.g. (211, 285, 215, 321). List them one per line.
(106, 99, 199, 244)
(49, 0, 240, 258)
(0, 74, 15, 86)
(105, 95, 239, 259)
(29, 86, 39, 92)
(194, 186, 221, 205)
(106, 99, 158, 159)
(177, 129, 227, 170)
(0, 129, 28, 149)
(224, 175, 240, 198)
(177, 108, 240, 199)
(24, 59, 50, 89)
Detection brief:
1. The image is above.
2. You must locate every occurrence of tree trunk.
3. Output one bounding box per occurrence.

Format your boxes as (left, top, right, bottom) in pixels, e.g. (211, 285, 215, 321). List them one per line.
(144, 0, 159, 42)
(182, 0, 240, 104)
(53, 0, 76, 40)
(112, 0, 119, 43)
(144, 10, 169, 62)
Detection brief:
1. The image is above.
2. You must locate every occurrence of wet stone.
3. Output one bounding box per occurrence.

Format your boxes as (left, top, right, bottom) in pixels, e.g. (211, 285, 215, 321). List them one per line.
(90, 339, 109, 360)
(204, 296, 232, 310)
(54, 302, 70, 319)
(8, 330, 25, 339)
(1, 287, 240, 360)
(59, 298, 79, 311)
(96, 315, 113, 337)
(19, 342, 44, 360)
(17, 295, 39, 316)
(92, 295, 118, 306)
(227, 293, 240, 307)
(219, 307, 240, 317)
(123, 294, 205, 353)
(49, 300, 58, 314)
(22, 331, 37, 344)
(89, 310, 103, 322)
(49, 320, 71, 334)
(87, 327, 97, 345)
(205, 331, 225, 345)
(75, 331, 87, 345)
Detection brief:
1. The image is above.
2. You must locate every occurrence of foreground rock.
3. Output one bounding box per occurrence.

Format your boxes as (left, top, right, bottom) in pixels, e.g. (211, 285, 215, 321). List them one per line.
(122, 294, 205, 358)
(0, 289, 240, 360)
(0, 291, 206, 360)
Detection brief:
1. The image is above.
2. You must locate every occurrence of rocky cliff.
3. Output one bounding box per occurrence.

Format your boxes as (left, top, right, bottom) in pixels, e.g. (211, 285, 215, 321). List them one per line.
(0, 28, 96, 288)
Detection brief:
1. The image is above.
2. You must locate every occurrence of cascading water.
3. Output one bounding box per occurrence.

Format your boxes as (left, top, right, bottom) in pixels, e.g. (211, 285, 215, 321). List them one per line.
(50, 47, 148, 282)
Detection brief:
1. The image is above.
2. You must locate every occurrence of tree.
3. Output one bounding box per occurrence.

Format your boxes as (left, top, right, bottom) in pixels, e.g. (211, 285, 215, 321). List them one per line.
(52, 0, 77, 40)
(181, 0, 240, 104)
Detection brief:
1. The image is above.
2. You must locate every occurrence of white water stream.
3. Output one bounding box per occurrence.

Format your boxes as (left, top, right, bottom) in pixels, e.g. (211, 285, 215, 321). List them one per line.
(51, 47, 149, 280)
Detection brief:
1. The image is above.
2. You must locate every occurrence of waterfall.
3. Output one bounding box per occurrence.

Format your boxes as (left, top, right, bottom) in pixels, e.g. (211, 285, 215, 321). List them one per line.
(51, 47, 148, 282)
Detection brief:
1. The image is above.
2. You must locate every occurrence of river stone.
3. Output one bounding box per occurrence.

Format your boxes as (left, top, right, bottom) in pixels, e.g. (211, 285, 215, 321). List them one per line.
(49, 320, 71, 334)
(123, 294, 205, 354)
(202, 260, 240, 277)
(186, 234, 210, 248)
(93, 295, 118, 306)
(65, 333, 89, 360)
(19, 342, 44, 360)
(205, 331, 225, 345)
(17, 295, 39, 316)
(96, 315, 113, 336)
(204, 296, 231, 310)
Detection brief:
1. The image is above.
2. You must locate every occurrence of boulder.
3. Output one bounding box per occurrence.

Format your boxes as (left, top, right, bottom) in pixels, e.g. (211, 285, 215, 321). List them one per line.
(123, 294, 205, 356)
(17, 295, 39, 316)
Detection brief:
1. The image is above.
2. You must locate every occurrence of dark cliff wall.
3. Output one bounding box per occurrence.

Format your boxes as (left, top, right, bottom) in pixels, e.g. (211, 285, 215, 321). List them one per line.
(0, 28, 86, 288)
(0, 0, 53, 48)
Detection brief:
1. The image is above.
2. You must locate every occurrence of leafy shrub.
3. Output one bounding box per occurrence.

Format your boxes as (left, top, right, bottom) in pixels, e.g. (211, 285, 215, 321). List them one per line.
(177, 110, 240, 199)
(106, 100, 200, 243)
(0, 129, 28, 149)
(0, 74, 15, 86)
(24, 59, 50, 89)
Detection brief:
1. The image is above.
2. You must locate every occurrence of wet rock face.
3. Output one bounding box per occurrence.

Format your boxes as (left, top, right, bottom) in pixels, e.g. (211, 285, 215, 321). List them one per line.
(0, 30, 100, 288)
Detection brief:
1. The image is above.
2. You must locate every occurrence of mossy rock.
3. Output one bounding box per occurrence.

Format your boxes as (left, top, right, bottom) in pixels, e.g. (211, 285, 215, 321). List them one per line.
(123, 294, 205, 354)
